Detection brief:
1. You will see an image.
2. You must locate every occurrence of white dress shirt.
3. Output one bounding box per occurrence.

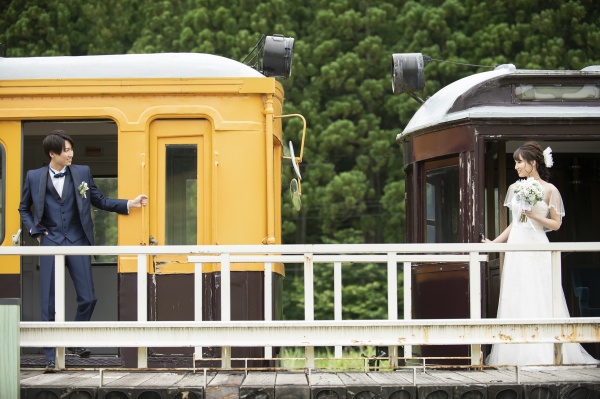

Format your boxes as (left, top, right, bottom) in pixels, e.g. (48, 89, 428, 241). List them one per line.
(49, 167, 66, 198)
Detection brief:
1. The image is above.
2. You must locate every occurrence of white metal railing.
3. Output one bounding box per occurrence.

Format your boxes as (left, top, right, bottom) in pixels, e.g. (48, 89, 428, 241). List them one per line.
(7, 243, 600, 370)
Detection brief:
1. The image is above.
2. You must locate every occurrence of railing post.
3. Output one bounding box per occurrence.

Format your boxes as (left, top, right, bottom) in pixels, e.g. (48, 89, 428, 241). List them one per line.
(469, 251, 482, 366)
(387, 253, 399, 367)
(221, 253, 231, 369)
(551, 250, 563, 365)
(194, 261, 204, 361)
(264, 262, 273, 359)
(403, 261, 412, 360)
(334, 261, 342, 358)
(0, 299, 20, 399)
(304, 253, 315, 369)
(55, 254, 66, 369)
(137, 254, 148, 368)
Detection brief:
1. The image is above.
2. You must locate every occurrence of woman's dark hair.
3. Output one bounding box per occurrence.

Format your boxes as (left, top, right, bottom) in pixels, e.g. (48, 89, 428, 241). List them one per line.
(513, 141, 550, 181)
(42, 130, 74, 160)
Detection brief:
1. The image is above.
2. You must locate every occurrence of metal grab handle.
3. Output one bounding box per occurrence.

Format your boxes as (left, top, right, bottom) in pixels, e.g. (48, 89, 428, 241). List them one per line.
(275, 113, 306, 163)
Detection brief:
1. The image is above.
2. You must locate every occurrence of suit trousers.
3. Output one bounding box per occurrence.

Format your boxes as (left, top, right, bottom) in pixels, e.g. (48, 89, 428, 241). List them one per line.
(39, 235, 97, 361)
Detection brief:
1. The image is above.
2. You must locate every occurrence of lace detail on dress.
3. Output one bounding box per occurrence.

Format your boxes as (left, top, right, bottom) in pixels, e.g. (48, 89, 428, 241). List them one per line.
(546, 183, 565, 216)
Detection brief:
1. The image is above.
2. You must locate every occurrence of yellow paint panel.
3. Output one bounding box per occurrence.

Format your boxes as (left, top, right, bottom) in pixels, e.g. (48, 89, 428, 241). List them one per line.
(0, 121, 21, 274)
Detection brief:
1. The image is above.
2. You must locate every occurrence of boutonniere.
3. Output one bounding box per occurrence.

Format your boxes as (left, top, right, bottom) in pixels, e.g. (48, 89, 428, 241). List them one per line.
(78, 182, 89, 198)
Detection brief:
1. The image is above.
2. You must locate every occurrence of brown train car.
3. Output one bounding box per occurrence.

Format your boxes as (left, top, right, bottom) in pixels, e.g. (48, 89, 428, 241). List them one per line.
(392, 54, 600, 363)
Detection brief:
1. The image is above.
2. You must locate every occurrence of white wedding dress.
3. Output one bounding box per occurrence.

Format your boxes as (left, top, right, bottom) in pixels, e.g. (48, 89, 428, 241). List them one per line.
(486, 182, 599, 367)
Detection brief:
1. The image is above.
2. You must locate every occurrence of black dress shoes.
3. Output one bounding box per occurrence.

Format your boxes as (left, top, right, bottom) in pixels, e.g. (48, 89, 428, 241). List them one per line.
(67, 347, 91, 358)
(44, 360, 56, 373)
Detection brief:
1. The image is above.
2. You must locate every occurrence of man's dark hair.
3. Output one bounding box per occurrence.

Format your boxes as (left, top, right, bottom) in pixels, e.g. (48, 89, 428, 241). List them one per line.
(43, 130, 74, 160)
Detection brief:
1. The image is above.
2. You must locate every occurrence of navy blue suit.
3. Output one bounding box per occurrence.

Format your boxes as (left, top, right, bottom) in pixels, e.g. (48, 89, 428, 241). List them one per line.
(19, 164, 128, 361)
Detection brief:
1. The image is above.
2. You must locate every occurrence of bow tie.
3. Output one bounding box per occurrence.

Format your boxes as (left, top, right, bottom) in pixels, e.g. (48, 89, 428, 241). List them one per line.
(51, 170, 66, 178)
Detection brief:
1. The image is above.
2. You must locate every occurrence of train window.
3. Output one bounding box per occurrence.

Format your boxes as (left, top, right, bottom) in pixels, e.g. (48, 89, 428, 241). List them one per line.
(165, 145, 197, 245)
(92, 177, 118, 264)
(425, 165, 459, 243)
(516, 84, 600, 101)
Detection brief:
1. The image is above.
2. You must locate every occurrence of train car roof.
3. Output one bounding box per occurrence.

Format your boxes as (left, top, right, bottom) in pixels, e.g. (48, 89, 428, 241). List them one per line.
(0, 53, 265, 80)
(398, 64, 600, 141)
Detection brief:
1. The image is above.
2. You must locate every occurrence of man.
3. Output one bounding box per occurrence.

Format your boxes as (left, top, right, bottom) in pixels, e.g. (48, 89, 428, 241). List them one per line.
(19, 130, 148, 372)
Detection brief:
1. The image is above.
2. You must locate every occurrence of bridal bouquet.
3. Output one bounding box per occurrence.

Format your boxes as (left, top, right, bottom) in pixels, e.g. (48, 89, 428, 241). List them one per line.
(513, 177, 544, 223)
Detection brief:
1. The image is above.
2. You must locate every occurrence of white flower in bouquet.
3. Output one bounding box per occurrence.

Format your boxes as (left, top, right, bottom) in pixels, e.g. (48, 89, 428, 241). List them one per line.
(513, 177, 544, 223)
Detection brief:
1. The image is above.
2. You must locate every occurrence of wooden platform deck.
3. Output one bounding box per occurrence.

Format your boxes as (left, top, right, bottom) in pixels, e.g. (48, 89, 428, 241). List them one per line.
(19, 367, 600, 399)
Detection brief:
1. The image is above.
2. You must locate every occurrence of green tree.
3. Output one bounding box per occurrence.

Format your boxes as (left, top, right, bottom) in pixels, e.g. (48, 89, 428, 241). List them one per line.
(282, 0, 406, 245)
(1, 0, 141, 56)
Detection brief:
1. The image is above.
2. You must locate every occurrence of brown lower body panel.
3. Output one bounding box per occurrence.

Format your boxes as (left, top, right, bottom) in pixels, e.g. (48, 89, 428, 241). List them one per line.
(0, 274, 20, 299)
(119, 271, 283, 367)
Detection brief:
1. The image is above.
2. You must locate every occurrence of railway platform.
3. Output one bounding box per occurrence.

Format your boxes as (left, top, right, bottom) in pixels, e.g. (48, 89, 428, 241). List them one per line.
(19, 364, 600, 399)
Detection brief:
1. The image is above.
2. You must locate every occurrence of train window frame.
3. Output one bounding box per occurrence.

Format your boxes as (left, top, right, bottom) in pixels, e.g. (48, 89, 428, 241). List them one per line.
(423, 157, 460, 243)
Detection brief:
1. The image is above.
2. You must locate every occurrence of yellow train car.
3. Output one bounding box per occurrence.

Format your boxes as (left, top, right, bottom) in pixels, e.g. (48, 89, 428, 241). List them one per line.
(0, 39, 299, 366)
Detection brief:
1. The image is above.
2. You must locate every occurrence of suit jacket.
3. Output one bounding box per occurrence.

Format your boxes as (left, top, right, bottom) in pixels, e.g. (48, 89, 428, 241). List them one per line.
(19, 164, 129, 246)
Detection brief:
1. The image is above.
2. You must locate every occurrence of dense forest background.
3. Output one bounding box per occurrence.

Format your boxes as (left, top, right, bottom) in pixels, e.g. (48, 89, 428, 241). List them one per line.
(2, 0, 599, 320)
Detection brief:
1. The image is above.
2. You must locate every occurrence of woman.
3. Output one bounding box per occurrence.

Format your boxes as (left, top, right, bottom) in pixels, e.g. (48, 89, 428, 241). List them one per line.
(482, 141, 598, 367)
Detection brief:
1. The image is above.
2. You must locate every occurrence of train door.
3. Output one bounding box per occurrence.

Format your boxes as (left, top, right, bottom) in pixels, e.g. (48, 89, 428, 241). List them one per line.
(0, 121, 22, 299)
(482, 141, 507, 319)
(412, 155, 470, 364)
(147, 119, 208, 357)
(19, 120, 120, 356)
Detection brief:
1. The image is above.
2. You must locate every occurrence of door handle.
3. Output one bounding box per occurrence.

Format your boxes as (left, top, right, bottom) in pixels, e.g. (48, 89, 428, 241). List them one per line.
(149, 235, 158, 245)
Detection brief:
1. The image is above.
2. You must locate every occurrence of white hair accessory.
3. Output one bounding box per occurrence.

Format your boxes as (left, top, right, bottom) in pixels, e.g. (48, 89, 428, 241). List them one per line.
(543, 147, 553, 168)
